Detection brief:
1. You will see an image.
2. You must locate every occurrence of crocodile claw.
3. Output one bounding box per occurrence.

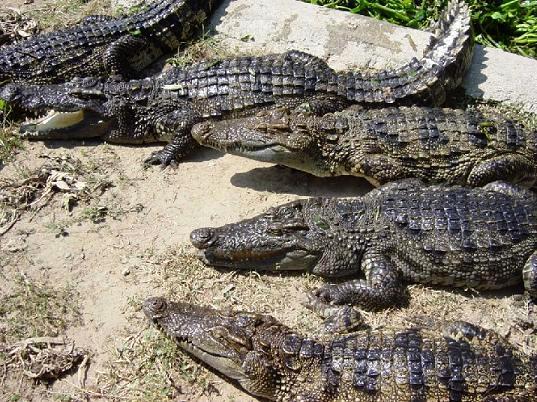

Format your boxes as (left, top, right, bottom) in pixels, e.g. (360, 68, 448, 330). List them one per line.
(303, 293, 364, 334)
(144, 150, 178, 168)
(312, 284, 344, 304)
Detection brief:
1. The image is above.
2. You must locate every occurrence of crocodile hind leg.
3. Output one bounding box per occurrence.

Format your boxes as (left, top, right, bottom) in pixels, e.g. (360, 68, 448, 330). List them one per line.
(350, 154, 408, 187)
(307, 250, 406, 311)
(467, 155, 537, 187)
(442, 321, 533, 401)
(523, 251, 537, 301)
(282, 50, 331, 71)
(481, 180, 536, 199)
(303, 295, 365, 333)
(103, 35, 153, 78)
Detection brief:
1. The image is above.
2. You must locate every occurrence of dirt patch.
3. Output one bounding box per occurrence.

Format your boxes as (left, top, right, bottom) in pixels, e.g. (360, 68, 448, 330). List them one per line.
(0, 7, 39, 46)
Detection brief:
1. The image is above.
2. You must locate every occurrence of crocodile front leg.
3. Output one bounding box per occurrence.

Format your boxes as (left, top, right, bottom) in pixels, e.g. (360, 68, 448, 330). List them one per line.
(304, 295, 365, 333)
(79, 15, 116, 24)
(293, 95, 351, 116)
(308, 249, 406, 311)
(145, 135, 199, 167)
(143, 106, 204, 166)
(442, 320, 492, 343)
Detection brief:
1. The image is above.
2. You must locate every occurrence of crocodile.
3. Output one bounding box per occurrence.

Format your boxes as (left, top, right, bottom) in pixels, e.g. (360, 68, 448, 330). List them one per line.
(192, 105, 537, 188)
(0, 0, 473, 166)
(191, 179, 537, 327)
(0, 0, 221, 84)
(143, 296, 537, 401)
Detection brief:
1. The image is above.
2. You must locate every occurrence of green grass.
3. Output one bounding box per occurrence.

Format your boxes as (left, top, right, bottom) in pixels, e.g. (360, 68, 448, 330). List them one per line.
(0, 100, 23, 164)
(0, 276, 82, 344)
(100, 326, 211, 401)
(28, 0, 113, 29)
(0, 128, 22, 165)
(303, 0, 537, 58)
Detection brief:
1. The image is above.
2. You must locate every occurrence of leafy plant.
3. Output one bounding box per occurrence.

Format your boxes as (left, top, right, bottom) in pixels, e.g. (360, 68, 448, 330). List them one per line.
(303, 0, 537, 58)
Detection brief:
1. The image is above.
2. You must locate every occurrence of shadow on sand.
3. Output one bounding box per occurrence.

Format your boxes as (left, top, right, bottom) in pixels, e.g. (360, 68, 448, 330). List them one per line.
(231, 164, 374, 197)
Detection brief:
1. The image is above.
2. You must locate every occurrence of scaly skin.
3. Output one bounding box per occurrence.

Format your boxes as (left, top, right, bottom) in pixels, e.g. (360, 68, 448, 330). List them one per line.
(0, 0, 472, 166)
(0, 0, 222, 84)
(143, 297, 537, 401)
(191, 179, 537, 326)
(193, 105, 537, 188)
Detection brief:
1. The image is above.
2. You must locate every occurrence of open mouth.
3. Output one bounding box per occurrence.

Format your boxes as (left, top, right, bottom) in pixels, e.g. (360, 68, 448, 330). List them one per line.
(20, 109, 111, 139)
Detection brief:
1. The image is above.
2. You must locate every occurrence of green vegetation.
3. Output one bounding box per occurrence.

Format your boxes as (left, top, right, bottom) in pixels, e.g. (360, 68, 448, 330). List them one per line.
(0, 276, 82, 344)
(100, 326, 211, 401)
(0, 101, 23, 164)
(168, 31, 231, 67)
(28, 0, 112, 29)
(303, 0, 537, 58)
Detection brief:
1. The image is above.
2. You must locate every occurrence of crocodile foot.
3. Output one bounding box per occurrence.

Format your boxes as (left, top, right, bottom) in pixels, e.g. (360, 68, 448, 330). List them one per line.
(303, 293, 364, 334)
(312, 283, 347, 305)
(144, 148, 179, 167)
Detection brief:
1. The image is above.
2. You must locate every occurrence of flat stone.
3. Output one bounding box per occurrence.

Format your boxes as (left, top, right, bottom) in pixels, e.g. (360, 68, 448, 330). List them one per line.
(209, 0, 429, 71)
(462, 46, 537, 113)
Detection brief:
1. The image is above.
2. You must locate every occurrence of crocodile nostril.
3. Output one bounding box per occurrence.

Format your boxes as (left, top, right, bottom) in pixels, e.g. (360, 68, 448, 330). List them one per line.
(190, 228, 214, 248)
(143, 296, 167, 316)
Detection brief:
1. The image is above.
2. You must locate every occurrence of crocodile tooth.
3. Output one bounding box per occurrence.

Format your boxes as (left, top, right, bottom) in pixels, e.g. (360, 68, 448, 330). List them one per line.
(34, 110, 85, 130)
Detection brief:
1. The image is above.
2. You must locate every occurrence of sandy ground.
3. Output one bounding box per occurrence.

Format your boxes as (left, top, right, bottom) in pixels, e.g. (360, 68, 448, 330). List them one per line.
(1, 135, 535, 402)
(1, 1, 536, 401)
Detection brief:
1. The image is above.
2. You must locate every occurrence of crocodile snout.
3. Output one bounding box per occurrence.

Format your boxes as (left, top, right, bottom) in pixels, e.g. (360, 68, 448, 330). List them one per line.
(190, 227, 215, 249)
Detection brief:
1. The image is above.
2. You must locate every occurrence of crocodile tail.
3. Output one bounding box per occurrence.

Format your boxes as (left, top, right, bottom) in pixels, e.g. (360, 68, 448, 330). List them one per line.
(421, 0, 473, 93)
(339, 0, 473, 106)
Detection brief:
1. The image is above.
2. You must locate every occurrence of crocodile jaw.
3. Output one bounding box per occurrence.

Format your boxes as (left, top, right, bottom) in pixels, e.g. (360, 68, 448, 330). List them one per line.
(177, 340, 247, 381)
(20, 110, 112, 140)
(142, 298, 248, 382)
(197, 247, 319, 272)
(193, 125, 330, 177)
(228, 145, 333, 177)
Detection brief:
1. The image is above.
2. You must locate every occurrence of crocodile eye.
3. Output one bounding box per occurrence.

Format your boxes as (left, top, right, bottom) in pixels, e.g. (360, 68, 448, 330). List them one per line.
(326, 133, 339, 142)
(267, 226, 283, 236)
(144, 297, 167, 319)
(478, 121, 497, 138)
(69, 88, 105, 100)
(313, 215, 330, 230)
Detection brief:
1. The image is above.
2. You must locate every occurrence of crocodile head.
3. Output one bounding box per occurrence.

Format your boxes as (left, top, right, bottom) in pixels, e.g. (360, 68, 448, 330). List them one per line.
(0, 77, 113, 139)
(192, 107, 338, 177)
(0, 77, 157, 143)
(191, 198, 362, 276)
(143, 296, 290, 400)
